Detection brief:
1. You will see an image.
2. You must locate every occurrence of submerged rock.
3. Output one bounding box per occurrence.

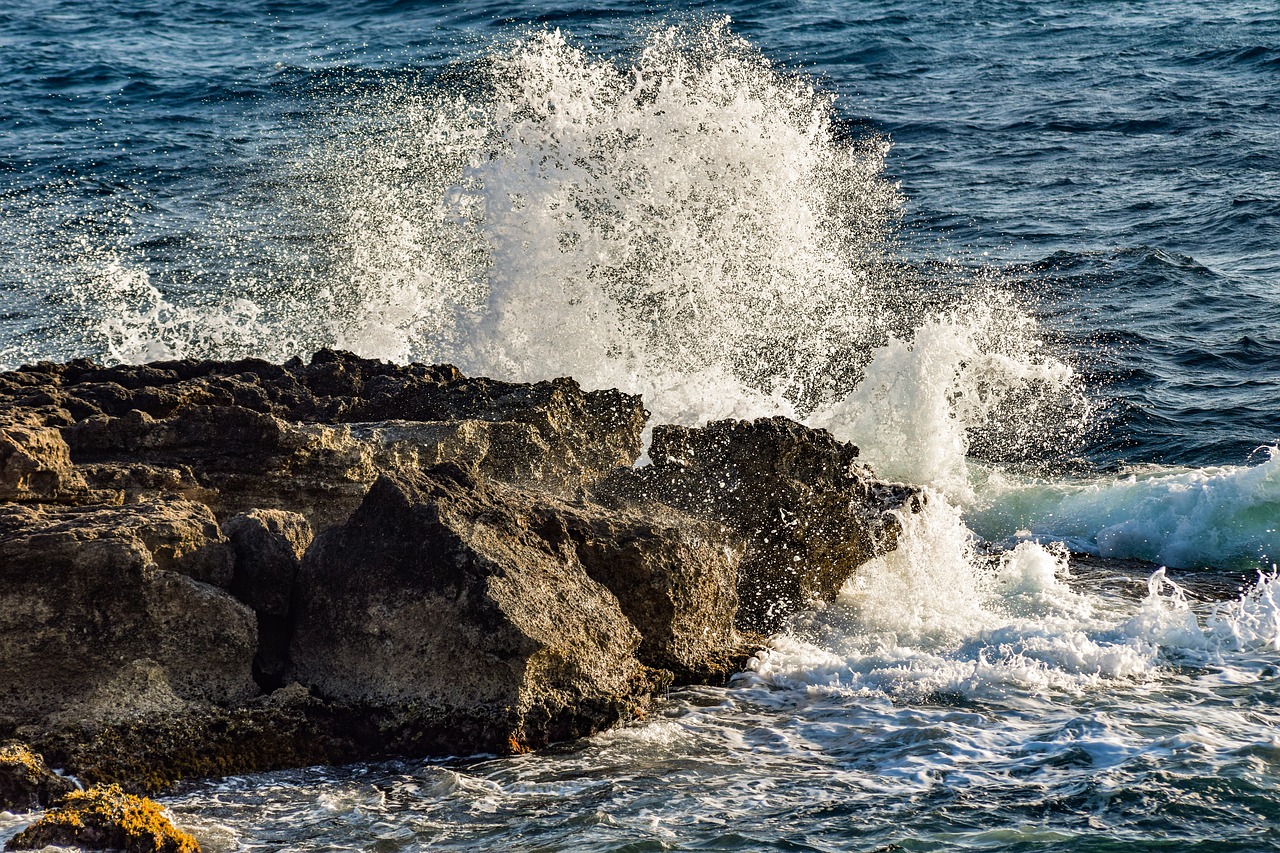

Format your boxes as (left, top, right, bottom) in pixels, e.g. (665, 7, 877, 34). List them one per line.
(4, 785, 199, 853)
(0, 742, 75, 813)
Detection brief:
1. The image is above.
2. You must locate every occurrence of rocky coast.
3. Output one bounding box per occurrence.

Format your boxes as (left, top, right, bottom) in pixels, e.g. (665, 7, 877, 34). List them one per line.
(0, 350, 922, 809)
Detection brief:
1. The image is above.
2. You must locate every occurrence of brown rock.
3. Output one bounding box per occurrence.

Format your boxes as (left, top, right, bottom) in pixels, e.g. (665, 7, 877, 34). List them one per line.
(288, 466, 669, 753)
(4, 351, 647, 528)
(0, 742, 75, 813)
(597, 417, 924, 632)
(223, 509, 313, 688)
(223, 509, 312, 618)
(4, 784, 199, 852)
(559, 507, 753, 683)
(0, 500, 257, 728)
(0, 410, 91, 503)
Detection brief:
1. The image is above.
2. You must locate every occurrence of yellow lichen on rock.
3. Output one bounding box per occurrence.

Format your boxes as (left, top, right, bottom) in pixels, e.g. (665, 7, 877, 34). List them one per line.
(5, 784, 200, 853)
(0, 741, 76, 813)
(0, 743, 44, 777)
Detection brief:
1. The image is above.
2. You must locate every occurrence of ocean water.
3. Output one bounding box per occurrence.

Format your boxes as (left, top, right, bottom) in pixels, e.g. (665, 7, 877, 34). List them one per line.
(2, 1, 1279, 850)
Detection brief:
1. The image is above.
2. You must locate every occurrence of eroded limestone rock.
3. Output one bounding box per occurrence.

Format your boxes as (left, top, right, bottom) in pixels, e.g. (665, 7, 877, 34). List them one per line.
(0, 500, 256, 729)
(289, 466, 672, 753)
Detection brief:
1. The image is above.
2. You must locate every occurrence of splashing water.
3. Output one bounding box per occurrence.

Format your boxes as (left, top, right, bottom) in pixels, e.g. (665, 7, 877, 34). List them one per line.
(18, 18, 1272, 607)
(454, 25, 903, 412)
(69, 21, 1083, 490)
(749, 496, 1280, 704)
(39, 18, 1277, 620)
(807, 300, 1085, 498)
(5, 14, 1280, 849)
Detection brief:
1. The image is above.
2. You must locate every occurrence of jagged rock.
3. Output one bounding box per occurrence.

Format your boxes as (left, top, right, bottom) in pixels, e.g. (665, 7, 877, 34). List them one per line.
(289, 466, 687, 753)
(0, 353, 921, 790)
(3, 351, 647, 528)
(597, 417, 924, 632)
(29, 683, 357, 795)
(224, 510, 312, 618)
(0, 498, 234, 589)
(0, 742, 75, 812)
(0, 409, 92, 503)
(4, 784, 199, 852)
(559, 508, 753, 683)
(0, 500, 257, 728)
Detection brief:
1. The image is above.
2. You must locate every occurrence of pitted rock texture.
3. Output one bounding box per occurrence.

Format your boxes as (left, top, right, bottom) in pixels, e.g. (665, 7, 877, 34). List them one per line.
(0, 742, 75, 813)
(0, 499, 256, 728)
(1, 349, 647, 528)
(597, 417, 924, 632)
(288, 465, 744, 753)
(4, 784, 200, 853)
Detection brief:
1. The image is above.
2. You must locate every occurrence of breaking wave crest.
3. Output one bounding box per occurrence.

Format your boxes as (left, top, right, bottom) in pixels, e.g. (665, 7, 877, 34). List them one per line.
(72, 20, 1082, 488)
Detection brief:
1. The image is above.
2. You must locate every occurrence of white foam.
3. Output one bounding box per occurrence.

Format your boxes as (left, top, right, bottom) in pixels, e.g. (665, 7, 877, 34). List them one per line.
(806, 302, 1083, 499)
(969, 448, 1280, 569)
(68, 21, 906, 427)
(746, 493, 1280, 704)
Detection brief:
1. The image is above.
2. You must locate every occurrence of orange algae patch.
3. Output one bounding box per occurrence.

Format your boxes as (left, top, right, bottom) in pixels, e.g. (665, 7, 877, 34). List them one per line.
(5, 784, 200, 853)
(0, 744, 45, 778)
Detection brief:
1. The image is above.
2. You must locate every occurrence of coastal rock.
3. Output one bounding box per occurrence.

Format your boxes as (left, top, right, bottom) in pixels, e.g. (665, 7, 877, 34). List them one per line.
(0, 500, 256, 728)
(0, 742, 75, 813)
(0, 353, 919, 790)
(29, 683, 360, 794)
(4, 785, 199, 853)
(288, 466, 669, 753)
(5, 351, 647, 528)
(561, 508, 752, 683)
(0, 409, 91, 503)
(224, 509, 312, 617)
(598, 417, 923, 632)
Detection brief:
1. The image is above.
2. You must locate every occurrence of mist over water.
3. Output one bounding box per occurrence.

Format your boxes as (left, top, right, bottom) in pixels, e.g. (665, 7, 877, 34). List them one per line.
(3, 4, 1280, 850)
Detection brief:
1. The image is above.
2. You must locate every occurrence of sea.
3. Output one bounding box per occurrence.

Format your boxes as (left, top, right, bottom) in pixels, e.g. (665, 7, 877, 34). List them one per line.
(2, 1, 1279, 850)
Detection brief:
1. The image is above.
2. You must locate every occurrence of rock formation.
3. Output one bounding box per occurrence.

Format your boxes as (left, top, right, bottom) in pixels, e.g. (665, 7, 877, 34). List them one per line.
(0, 742, 75, 813)
(4, 785, 199, 852)
(597, 417, 924, 631)
(0, 351, 920, 793)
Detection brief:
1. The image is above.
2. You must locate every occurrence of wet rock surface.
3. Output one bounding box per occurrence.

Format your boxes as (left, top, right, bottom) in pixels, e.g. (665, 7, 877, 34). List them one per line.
(0, 352, 920, 792)
(598, 417, 923, 632)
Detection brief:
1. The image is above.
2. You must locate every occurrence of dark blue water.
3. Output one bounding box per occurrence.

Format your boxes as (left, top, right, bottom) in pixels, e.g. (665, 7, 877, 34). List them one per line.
(3, 3, 1280, 851)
